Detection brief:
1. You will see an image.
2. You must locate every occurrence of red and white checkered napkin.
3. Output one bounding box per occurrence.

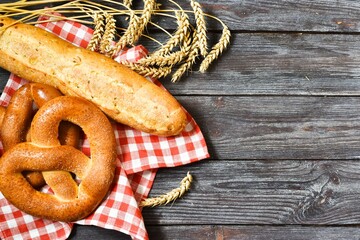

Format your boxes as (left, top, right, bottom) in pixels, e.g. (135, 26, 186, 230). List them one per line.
(0, 15, 209, 240)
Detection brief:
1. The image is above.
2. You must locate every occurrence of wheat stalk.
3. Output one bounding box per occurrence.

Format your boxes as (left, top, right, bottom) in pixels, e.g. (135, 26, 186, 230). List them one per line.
(86, 12, 105, 51)
(99, 13, 117, 57)
(199, 25, 230, 72)
(140, 172, 193, 207)
(190, 0, 207, 57)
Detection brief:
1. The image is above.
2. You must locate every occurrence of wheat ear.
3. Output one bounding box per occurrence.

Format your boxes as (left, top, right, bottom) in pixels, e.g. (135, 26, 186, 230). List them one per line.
(152, 10, 190, 56)
(99, 13, 116, 57)
(138, 50, 186, 67)
(140, 172, 193, 207)
(171, 29, 200, 82)
(199, 25, 231, 72)
(122, 62, 173, 79)
(131, 0, 156, 46)
(136, 10, 190, 67)
(190, 0, 207, 57)
(87, 12, 105, 51)
(112, 10, 140, 56)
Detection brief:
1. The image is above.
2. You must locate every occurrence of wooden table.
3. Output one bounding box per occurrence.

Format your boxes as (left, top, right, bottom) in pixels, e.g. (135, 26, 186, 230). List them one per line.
(3, 0, 360, 239)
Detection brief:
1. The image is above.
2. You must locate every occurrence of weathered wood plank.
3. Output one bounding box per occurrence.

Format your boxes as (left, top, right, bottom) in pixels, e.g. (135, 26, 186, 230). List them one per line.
(160, 32, 360, 96)
(142, 159, 360, 225)
(70, 224, 360, 240)
(69, 225, 214, 240)
(149, 225, 360, 240)
(219, 225, 360, 240)
(153, 0, 360, 32)
(178, 95, 360, 160)
(4, 0, 360, 32)
(119, 31, 360, 96)
(0, 69, 8, 92)
(68, 225, 130, 239)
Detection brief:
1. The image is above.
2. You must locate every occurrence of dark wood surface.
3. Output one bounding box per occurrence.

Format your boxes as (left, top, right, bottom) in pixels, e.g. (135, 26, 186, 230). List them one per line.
(3, 0, 360, 239)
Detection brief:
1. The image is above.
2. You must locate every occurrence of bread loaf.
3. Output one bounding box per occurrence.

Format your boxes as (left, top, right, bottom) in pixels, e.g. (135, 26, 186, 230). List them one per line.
(0, 16, 187, 136)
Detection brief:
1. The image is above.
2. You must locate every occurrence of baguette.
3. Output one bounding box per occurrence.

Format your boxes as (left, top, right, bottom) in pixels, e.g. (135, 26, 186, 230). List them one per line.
(0, 16, 187, 136)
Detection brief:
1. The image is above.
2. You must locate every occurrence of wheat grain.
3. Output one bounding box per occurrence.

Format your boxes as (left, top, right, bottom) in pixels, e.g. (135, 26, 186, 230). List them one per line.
(87, 12, 105, 51)
(190, 0, 207, 57)
(140, 172, 193, 207)
(199, 25, 230, 72)
(99, 13, 116, 57)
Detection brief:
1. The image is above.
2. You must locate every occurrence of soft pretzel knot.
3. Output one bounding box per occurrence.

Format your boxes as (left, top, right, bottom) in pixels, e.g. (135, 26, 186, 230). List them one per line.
(0, 83, 82, 189)
(0, 87, 117, 222)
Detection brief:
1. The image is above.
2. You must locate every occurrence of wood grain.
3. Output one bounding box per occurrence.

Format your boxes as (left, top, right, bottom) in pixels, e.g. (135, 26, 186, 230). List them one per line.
(142, 160, 360, 225)
(81, 31, 360, 96)
(0, 68, 9, 92)
(154, 0, 360, 32)
(217, 225, 360, 240)
(178, 95, 360, 160)
(159, 32, 360, 96)
(71, 224, 360, 240)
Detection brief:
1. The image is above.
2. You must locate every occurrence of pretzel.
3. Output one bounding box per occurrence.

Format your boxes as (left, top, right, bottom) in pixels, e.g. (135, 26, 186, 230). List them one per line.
(0, 83, 81, 190)
(0, 95, 117, 222)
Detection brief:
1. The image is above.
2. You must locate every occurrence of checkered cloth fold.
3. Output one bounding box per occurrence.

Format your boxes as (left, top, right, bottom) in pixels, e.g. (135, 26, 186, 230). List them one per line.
(0, 15, 209, 240)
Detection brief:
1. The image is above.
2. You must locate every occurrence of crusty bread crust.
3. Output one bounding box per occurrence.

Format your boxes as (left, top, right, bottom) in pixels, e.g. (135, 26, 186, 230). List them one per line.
(0, 17, 187, 136)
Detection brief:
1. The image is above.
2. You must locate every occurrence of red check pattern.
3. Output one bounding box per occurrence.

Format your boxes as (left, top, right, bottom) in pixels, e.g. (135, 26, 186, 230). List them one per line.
(0, 14, 209, 240)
